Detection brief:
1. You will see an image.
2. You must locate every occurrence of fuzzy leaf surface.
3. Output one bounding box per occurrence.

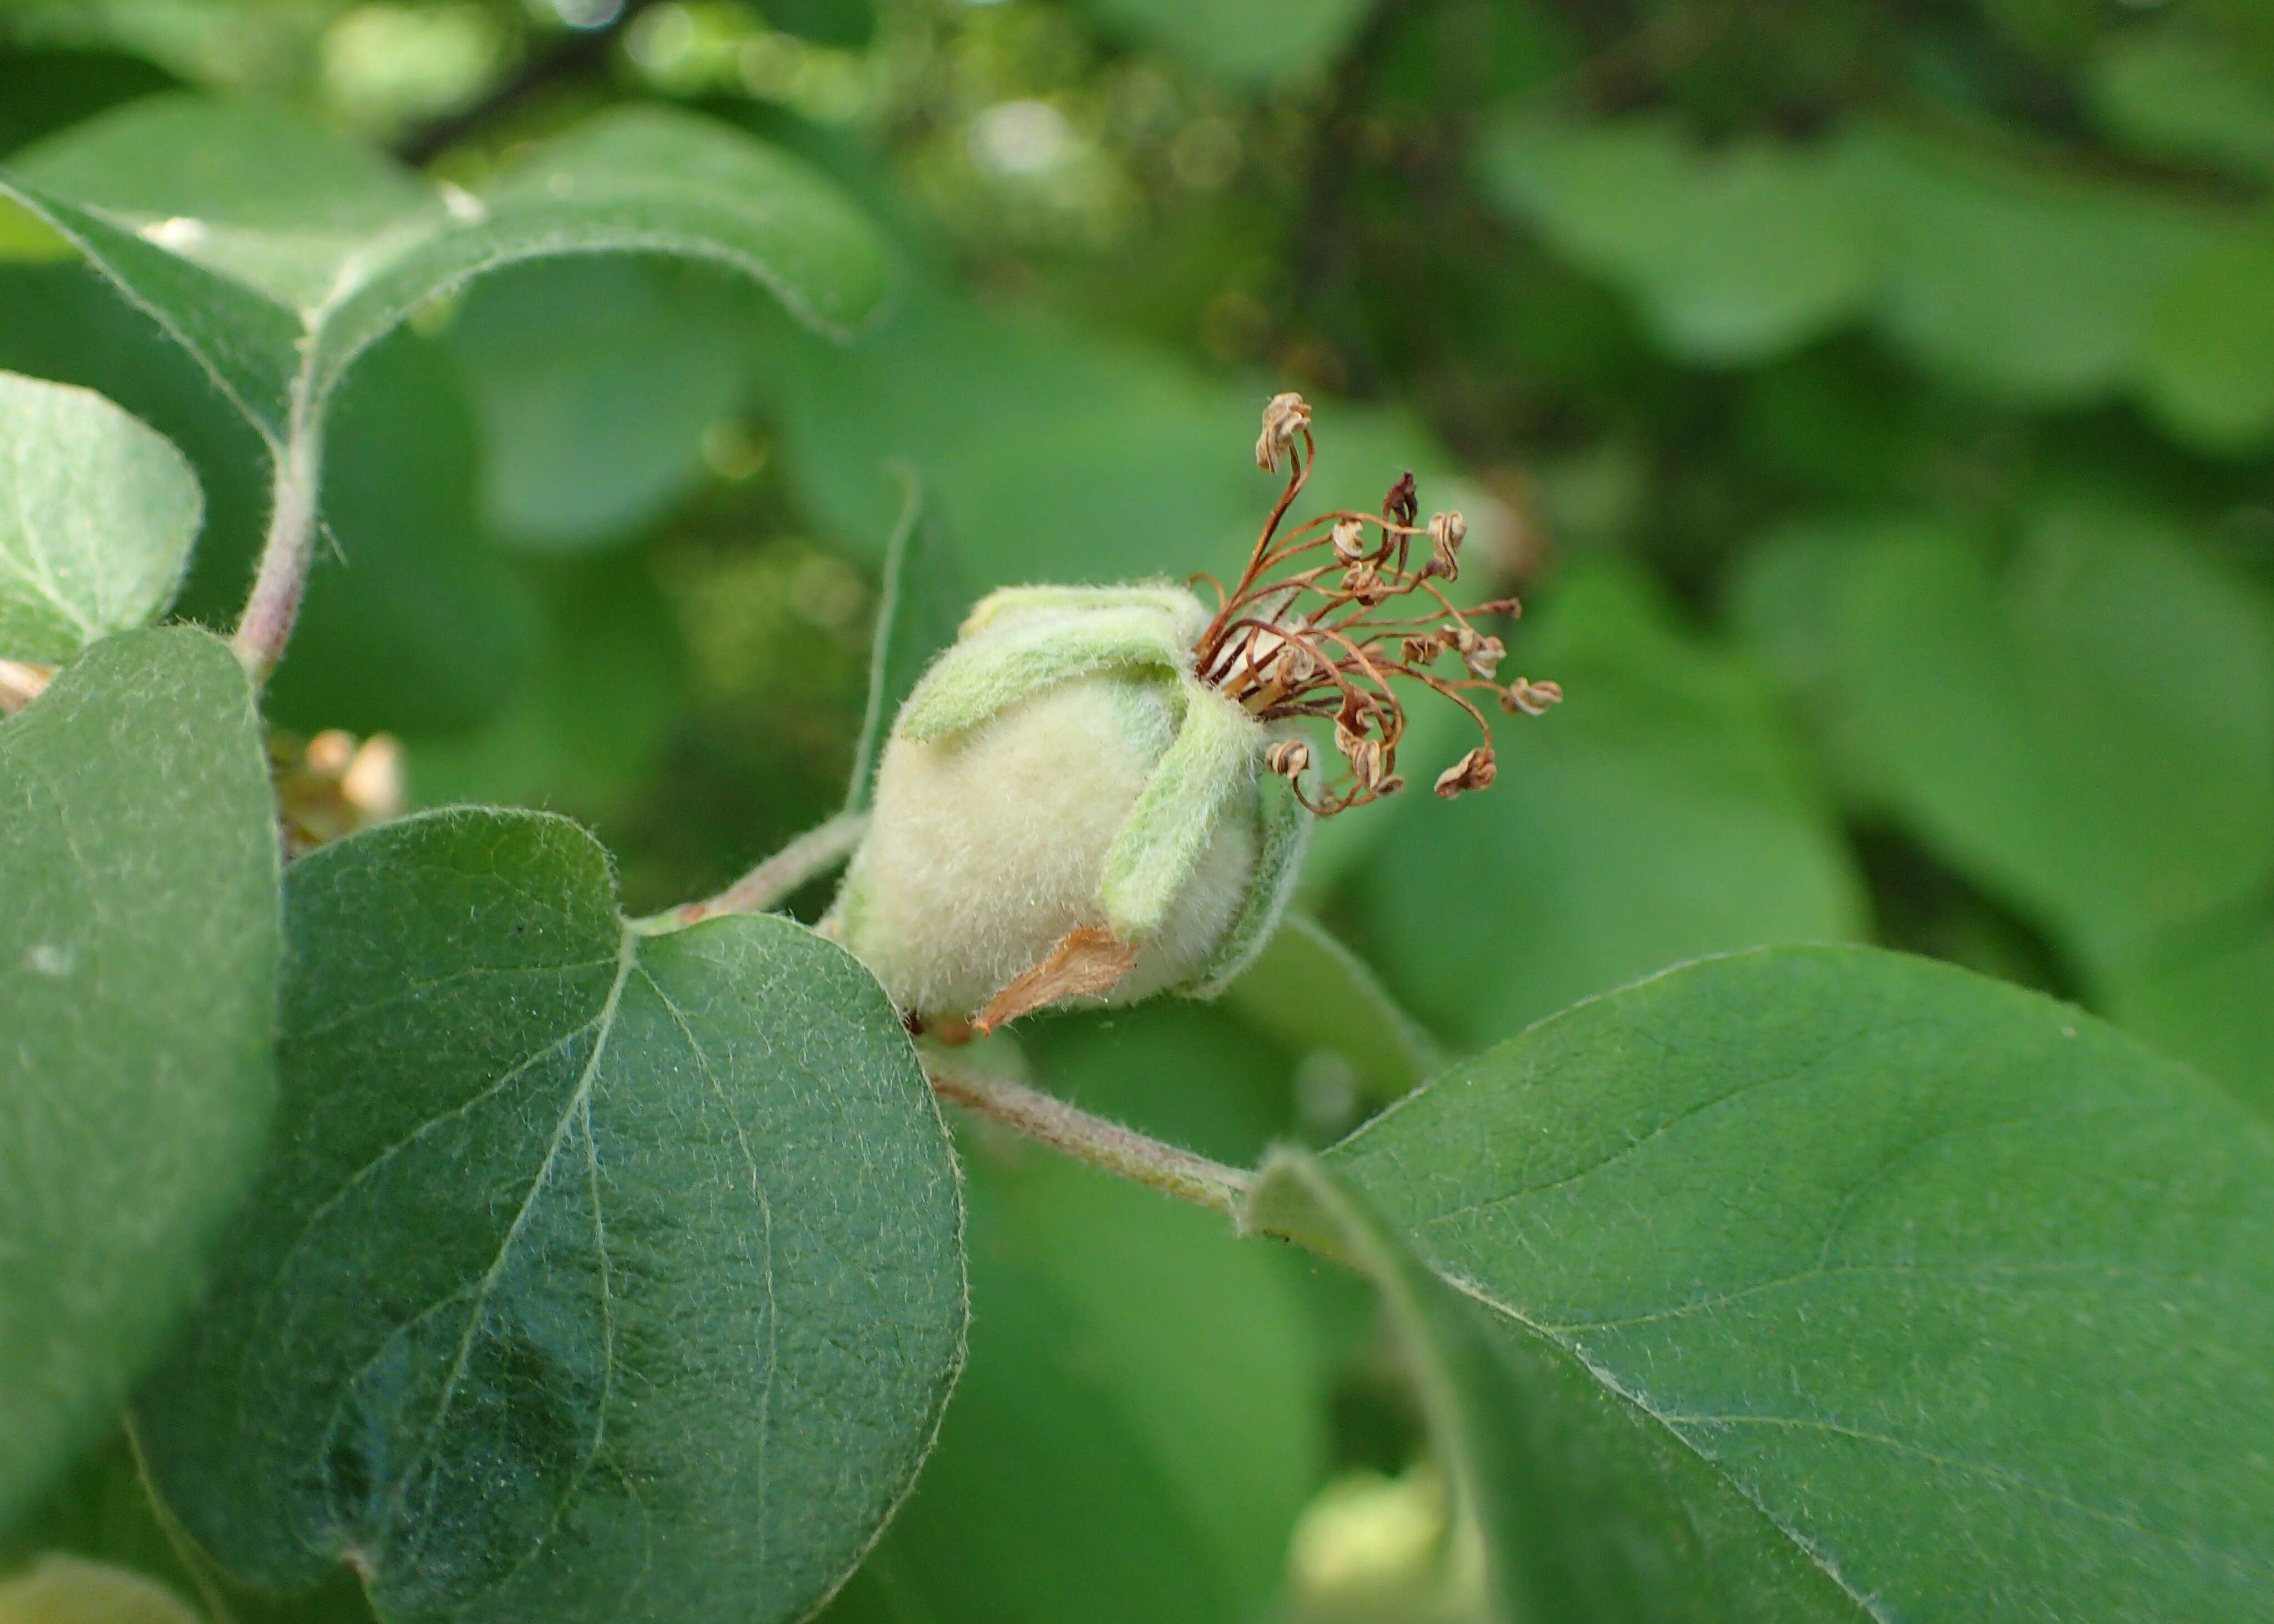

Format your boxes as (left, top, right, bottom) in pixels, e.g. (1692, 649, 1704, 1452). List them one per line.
(0, 369, 199, 661)
(0, 96, 892, 444)
(133, 809, 966, 1624)
(0, 628, 277, 1526)
(1253, 946, 2274, 1622)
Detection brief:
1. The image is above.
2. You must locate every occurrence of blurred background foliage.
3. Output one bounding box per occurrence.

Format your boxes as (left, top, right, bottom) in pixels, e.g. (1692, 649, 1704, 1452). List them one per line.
(6, 0, 2274, 1619)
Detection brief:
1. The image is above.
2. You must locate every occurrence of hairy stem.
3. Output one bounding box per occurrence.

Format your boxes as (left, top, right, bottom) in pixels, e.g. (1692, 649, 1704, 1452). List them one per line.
(230, 423, 323, 679)
(657, 809, 869, 928)
(926, 1058, 1257, 1220)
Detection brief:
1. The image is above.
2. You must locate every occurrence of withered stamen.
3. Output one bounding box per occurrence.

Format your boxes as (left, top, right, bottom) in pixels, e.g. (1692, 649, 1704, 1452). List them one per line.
(1341, 559, 1390, 605)
(1192, 392, 1558, 816)
(1435, 745, 1496, 799)
(1503, 678, 1563, 717)
(1266, 739, 1311, 781)
(1256, 392, 1311, 473)
(1423, 511, 1465, 581)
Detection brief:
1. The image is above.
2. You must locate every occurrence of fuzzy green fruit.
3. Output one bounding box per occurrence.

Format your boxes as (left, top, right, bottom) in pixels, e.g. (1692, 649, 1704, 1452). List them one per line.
(826, 584, 1306, 1028)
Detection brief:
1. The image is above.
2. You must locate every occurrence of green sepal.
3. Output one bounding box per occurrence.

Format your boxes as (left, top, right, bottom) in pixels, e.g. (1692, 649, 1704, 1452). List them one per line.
(1099, 681, 1266, 940)
(958, 581, 1210, 641)
(897, 606, 1193, 743)
(1183, 762, 1310, 999)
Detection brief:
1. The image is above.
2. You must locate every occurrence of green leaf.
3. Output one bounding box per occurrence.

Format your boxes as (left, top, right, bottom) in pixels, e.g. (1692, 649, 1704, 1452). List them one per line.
(0, 47, 179, 158)
(5, 1428, 378, 1624)
(1222, 914, 1442, 1106)
(2, 1431, 207, 1616)
(852, 1002, 1360, 1621)
(304, 105, 893, 409)
(0, 1555, 199, 1624)
(1017, 995, 1312, 1170)
(1073, 0, 1376, 89)
(1253, 1150, 1848, 1624)
(747, 283, 1473, 593)
(1, 95, 894, 447)
(1346, 563, 1866, 1048)
(2087, 21, 2274, 183)
(1818, 506, 2274, 970)
(847, 475, 965, 813)
(406, 552, 684, 819)
(262, 328, 539, 738)
(0, 627, 278, 1527)
(0, 369, 200, 662)
(2139, 217, 2274, 453)
(133, 808, 966, 1624)
(1472, 112, 2236, 412)
(447, 257, 753, 550)
(1252, 946, 2274, 1622)
(0, 199, 68, 263)
(1846, 123, 2230, 406)
(1473, 114, 1872, 365)
(826, 1123, 1328, 1624)
(1724, 513, 1916, 813)
(0, 261, 278, 633)
(0, 263, 534, 737)
(7, 99, 436, 312)
(1743, 509, 2274, 1105)
(761, 0, 876, 50)
(2105, 908, 2274, 1118)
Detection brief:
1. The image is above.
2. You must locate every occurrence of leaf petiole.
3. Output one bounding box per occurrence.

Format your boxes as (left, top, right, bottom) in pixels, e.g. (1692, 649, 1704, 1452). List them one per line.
(924, 1057, 1257, 1220)
(644, 808, 871, 930)
(229, 411, 323, 679)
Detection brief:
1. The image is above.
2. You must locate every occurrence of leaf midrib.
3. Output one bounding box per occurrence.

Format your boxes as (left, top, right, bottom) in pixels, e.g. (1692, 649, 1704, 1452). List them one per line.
(364, 923, 638, 1563)
(1371, 1052, 2249, 1615)
(1443, 1254, 2274, 1617)
(1652, 1407, 2274, 1582)
(1432, 1267, 1891, 1624)
(2, 426, 104, 642)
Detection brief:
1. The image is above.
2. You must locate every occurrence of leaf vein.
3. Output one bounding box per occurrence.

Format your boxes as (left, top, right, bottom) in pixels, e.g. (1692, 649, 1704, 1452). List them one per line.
(372, 925, 638, 1562)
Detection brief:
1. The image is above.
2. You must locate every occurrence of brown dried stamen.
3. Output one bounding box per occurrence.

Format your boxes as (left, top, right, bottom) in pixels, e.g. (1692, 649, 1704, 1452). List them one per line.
(1192, 393, 1560, 815)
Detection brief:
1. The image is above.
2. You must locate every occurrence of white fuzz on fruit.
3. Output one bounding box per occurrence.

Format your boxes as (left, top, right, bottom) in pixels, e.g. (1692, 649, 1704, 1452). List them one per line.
(827, 586, 1303, 1028)
(834, 673, 1253, 1020)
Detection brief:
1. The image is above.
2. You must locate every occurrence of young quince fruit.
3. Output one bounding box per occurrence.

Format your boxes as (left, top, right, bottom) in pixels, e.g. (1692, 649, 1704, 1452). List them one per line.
(824, 393, 1562, 1035)
(826, 582, 1303, 1033)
